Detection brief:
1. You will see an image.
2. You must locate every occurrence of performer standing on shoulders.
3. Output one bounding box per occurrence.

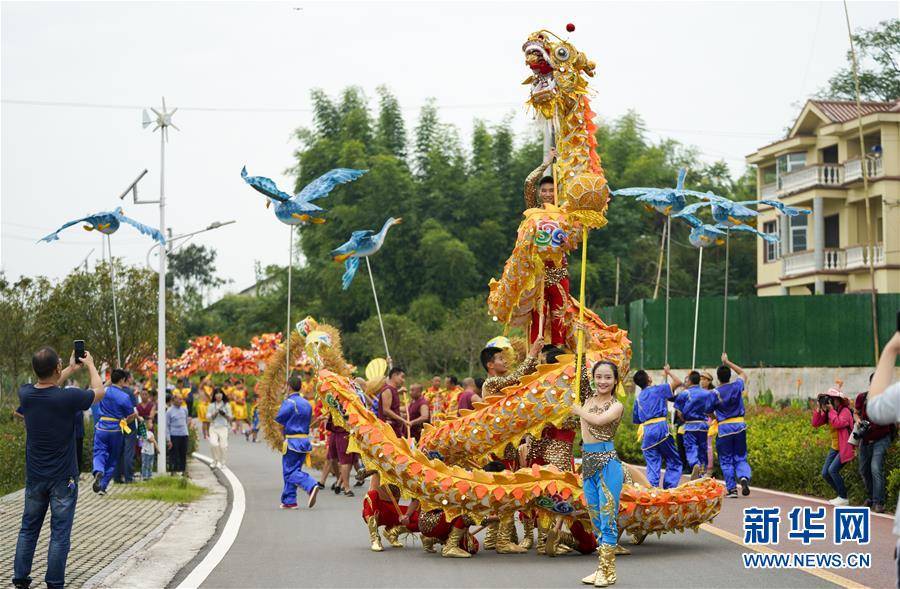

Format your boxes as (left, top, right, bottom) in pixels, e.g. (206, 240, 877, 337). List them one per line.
(569, 360, 625, 588)
(714, 353, 752, 497)
(674, 371, 715, 480)
(274, 373, 319, 510)
(523, 147, 574, 348)
(377, 367, 408, 439)
(632, 366, 683, 489)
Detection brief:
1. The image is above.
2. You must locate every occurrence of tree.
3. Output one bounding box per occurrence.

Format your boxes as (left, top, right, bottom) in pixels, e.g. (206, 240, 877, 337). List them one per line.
(434, 297, 499, 376)
(0, 274, 52, 391)
(819, 19, 900, 101)
(375, 85, 407, 159)
(168, 243, 226, 308)
(42, 261, 181, 370)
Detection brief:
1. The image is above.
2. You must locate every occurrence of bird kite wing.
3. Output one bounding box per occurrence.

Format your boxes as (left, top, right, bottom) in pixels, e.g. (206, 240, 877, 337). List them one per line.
(728, 224, 779, 242)
(115, 211, 166, 244)
(681, 189, 725, 200)
(350, 229, 374, 239)
(673, 201, 709, 217)
(37, 215, 99, 243)
(241, 166, 291, 203)
(754, 200, 811, 216)
(611, 187, 661, 197)
(675, 212, 704, 228)
(341, 257, 360, 290)
(296, 168, 367, 203)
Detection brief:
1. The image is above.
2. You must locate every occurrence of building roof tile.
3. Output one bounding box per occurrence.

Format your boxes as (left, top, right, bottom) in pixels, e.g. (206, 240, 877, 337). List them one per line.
(810, 100, 898, 123)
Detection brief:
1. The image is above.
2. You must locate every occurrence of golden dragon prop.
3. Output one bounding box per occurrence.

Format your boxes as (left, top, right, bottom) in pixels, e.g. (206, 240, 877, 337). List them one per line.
(316, 363, 724, 542)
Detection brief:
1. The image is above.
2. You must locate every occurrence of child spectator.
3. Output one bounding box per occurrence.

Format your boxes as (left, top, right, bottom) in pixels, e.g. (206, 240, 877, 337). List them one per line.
(141, 427, 158, 480)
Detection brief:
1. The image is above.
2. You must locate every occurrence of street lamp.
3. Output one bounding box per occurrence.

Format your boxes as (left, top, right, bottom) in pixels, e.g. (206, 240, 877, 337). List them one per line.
(145, 220, 237, 270)
(126, 97, 178, 474)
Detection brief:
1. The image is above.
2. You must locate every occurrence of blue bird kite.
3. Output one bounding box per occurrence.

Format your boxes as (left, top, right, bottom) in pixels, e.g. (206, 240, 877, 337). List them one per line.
(38, 207, 165, 244)
(612, 168, 718, 216)
(675, 196, 810, 228)
(331, 217, 403, 290)
(677, 213, 778, 248)
(241, 166, 367, 225)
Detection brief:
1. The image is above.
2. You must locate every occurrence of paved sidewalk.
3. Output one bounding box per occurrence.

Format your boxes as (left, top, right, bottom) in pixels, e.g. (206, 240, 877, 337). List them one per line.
(0, 474, 178, 587)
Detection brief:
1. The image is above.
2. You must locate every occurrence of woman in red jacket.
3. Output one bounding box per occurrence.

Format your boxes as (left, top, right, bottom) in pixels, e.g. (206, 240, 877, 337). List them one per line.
(812, 387, 856, 506)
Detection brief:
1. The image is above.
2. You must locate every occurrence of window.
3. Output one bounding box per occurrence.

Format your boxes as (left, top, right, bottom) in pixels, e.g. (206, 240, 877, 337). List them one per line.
(776, 152, 807, 189)
(777, 153, 807, 174)
(790, 215, 807, 253)
(763, 220, 780, 262)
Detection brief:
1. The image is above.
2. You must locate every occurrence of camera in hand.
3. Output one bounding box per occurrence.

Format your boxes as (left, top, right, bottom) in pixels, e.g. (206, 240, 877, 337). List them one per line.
(74, 340, 85, 364)
(848, 419, 870, 446)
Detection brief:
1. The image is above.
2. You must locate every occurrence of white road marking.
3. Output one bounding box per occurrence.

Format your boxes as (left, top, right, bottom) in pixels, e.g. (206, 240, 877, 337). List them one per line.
(176, 452, 246, 589)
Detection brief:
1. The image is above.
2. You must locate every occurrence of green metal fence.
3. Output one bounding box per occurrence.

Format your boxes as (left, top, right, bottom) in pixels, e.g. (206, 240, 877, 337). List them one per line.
(594, 294, 899, 369)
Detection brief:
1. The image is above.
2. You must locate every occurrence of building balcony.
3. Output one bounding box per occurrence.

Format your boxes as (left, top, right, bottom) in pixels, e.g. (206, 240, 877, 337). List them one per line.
(845, 243, 885, 269)
(760, 157, 885, 199)
(843, 157, 884, 183)
(782, 243, 884, 277)
(781, 164, 843, 194)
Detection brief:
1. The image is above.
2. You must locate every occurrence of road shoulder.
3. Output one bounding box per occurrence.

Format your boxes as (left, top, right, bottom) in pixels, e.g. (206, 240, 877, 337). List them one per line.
(87, 459, 226, 589)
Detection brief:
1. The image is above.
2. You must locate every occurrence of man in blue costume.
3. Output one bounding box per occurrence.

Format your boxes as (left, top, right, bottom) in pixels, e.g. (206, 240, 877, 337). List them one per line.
(714, 353, 752, 498)
(674, 371, 715, 480)
(632, 366, 683, 488)
(92, 369, 137, 495)
(275, 373, 320, 509)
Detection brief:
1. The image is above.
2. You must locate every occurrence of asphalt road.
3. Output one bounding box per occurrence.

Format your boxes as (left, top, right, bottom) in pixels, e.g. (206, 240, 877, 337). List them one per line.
(193, 436, 854, 589)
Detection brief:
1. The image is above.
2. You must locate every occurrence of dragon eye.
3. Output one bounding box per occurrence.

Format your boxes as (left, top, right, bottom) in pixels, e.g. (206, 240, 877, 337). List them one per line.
(555, 46, 570, 61)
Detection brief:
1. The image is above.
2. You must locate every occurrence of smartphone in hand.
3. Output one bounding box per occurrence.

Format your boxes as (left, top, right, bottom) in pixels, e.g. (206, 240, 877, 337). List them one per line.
(74, 340, 85, 364)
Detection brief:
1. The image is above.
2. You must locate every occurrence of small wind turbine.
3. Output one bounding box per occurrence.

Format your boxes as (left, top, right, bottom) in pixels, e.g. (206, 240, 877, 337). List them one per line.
(143, 97, 179, 141)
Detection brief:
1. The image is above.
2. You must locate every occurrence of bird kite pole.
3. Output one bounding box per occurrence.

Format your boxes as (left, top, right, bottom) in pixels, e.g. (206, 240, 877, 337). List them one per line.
(105, 234, 122, 368)
(365, 256, 391, 363)
(574, 226, 588, 401)
(285, 225, 294, 384)
(691, 247, 704, 371)
(722, 229, 730, 354)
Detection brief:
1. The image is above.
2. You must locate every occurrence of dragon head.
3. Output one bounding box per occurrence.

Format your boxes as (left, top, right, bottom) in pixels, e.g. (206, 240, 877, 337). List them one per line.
(522, 30, 595, 112)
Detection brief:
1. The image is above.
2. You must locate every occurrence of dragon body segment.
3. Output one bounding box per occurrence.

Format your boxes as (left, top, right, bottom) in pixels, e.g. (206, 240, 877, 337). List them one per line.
(317, 366, 725, 538)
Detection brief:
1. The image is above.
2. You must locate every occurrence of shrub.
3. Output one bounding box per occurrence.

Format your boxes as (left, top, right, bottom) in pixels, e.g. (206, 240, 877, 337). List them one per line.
(0, 406, 26, 496)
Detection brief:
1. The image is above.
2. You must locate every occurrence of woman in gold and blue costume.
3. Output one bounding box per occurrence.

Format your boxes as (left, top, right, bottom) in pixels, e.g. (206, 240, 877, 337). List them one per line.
(570, 360, 624, 587)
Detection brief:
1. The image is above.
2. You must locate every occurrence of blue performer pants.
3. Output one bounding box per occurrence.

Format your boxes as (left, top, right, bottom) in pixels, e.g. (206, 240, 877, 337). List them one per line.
(716, 430, 751, 492)
(683, 430, 708, 471)
(643, 437, 682, 489)
(281, 450, 317, 505)
(583, 442, 624, 546)
(92, 429, 123, 491)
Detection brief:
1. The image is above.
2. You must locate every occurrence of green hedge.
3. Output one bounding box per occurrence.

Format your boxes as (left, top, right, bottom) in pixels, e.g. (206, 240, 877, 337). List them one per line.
(614, 395, 899, 508)
(0, 400, 200, 495)
(0, 407, 27, 496)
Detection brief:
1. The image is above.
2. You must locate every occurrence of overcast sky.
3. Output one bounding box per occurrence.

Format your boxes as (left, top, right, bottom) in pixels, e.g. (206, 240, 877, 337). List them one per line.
(2, 1, 895, 297)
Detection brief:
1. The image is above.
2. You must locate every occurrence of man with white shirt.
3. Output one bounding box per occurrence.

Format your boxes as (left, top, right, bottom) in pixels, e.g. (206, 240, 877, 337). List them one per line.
(864, 330, 900, 587)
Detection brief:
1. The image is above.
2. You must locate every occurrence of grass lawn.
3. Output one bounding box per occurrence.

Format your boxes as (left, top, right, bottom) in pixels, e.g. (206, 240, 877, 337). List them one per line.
(112, 475, 207, 503)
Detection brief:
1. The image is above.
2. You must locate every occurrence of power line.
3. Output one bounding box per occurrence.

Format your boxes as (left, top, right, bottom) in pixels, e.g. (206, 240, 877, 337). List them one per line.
(798, 1, 825, 98)
(2, 98, 777, 139)
(1, 98, 518, 113)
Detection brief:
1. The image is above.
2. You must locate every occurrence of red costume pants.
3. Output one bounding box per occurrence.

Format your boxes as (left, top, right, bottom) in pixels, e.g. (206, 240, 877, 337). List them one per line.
(361, 490, 419, 531)
(530, 276, 570, 347)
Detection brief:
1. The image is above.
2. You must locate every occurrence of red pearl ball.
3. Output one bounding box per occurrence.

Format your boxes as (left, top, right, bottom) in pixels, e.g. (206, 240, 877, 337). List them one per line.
(566, 23, 575, 32)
